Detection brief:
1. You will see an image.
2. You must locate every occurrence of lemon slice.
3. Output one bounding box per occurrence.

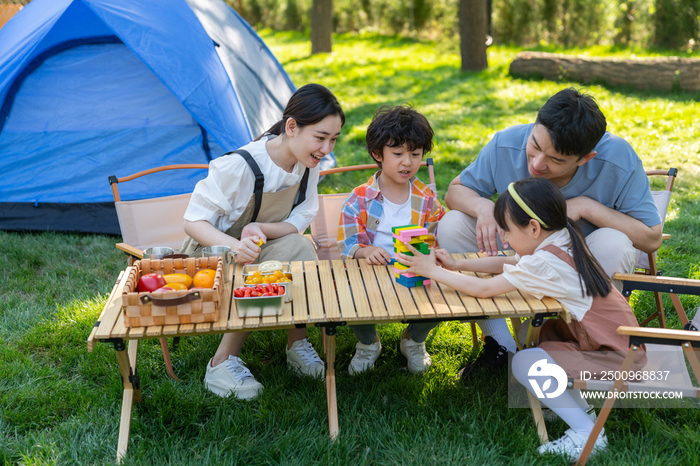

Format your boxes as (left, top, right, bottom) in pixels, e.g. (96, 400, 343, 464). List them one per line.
(259, 260, 283, 274)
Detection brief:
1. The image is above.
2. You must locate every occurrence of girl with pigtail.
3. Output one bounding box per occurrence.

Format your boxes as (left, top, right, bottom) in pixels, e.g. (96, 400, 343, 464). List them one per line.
(182, 84, 345, 400)
(398, 177, 646, 462)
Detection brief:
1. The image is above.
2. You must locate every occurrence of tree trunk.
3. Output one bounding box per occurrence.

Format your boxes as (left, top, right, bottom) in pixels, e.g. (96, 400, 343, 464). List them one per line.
(509, 51, 700, 92)
(459, 0, 488, 72)
(311, 0, 333, 55)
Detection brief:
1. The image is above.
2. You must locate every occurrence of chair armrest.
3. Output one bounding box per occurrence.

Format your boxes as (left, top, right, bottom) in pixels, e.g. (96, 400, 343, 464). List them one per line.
(305, 233, 321, 250)
(116, 242, 143, 260)
(617, 326, 700, 341)
(613, 273, 700, 289)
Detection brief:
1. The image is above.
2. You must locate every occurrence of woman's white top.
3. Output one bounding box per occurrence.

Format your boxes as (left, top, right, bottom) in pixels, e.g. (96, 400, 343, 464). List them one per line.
(184, 136, 320, 233)
(501, 228, 594, 321)
(373, 193, 412, 255)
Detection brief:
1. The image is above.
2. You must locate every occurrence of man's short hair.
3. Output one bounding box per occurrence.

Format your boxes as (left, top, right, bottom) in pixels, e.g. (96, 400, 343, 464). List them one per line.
(536, 88, 607, 158)
(366, 105, 433, 166)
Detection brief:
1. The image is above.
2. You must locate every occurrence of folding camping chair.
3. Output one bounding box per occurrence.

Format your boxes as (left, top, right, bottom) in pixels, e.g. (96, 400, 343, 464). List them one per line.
(109, 164, 209, 262)
(109, 164, 209, 380)
(524, 273, 699, 466)
(569, 273, 700, 466)
(631, 168, 678, 328)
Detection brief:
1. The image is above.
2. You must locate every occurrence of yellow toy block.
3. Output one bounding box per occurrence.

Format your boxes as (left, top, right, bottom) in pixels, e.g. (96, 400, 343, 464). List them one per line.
(394, 243, 412, 253)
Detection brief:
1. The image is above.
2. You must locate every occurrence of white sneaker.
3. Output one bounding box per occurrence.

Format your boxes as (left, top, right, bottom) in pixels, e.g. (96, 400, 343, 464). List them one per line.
(204, 356, 263, 400)
(348, 339, 382, 375)
(542, 405, 597, 423)
(286, 338, 325, 378)
(399, 337, 432, 374)
(537, 428, 608, 461)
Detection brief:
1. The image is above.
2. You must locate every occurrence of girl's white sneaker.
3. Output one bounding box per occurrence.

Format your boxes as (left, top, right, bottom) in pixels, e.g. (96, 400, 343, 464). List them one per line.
(538, 428, 608, 461)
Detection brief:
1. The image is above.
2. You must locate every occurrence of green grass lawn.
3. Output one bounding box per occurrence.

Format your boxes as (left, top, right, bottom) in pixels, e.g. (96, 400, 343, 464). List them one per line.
(1, 32, 699, 465)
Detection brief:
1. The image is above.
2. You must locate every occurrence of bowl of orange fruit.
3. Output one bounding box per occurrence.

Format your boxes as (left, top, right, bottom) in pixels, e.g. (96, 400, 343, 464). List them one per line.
(242, 261, 293, 302)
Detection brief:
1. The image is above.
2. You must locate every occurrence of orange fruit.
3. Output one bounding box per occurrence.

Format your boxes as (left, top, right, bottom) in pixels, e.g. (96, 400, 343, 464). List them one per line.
(193, 269, 216, 288)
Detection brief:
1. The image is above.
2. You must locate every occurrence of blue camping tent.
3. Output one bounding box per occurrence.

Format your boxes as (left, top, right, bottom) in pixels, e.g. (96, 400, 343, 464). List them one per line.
(0, 0, 335, 234)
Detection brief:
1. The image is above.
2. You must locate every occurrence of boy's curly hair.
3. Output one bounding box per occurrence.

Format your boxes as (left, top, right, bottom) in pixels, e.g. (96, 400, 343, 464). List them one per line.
(366, 105, 433, 167)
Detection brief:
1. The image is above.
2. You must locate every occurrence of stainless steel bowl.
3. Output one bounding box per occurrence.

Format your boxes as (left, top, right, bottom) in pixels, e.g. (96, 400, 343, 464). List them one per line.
(142, 247, 174, 259)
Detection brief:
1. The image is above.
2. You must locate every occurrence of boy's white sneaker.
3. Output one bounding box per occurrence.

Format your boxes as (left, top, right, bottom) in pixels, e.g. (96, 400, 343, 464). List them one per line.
(400, 337, 432, 374)
(204, 356, 263, 400)
(537, 428, 608, 461)
(348, 339, 382, 375)
(286, 338, 325, 378)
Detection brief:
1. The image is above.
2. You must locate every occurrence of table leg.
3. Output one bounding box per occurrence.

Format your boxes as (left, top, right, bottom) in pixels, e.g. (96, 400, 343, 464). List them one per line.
(524, 319, 547, 443)
(323, 327, 339, 439)
(469, 322, 479, 349)
(115, 340, 141, 463)
(510, 317, 524, 351)
(117, 388, 135, 463)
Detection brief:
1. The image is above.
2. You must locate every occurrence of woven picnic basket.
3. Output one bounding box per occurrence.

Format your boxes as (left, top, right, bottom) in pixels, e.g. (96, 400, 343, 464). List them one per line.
(122, 256, 223, 327)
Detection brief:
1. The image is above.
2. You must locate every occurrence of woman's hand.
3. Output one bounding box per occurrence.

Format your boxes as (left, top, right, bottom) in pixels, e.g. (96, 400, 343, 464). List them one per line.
(434, 249, 457, 270)
(237, 223, 267, 263)
(397, 243, 437, 277)
(362, 246, 393, 265)
(240, 223, 266, 244)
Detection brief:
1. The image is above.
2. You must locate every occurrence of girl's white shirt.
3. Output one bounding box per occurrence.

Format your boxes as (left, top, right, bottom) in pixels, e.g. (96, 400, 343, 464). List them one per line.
(501, 228, 594, 321)
(184, 136, 320, 234)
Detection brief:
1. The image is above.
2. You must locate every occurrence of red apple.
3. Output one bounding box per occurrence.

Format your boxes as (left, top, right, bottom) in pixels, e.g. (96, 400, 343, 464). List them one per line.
(137, 273, 166, 292)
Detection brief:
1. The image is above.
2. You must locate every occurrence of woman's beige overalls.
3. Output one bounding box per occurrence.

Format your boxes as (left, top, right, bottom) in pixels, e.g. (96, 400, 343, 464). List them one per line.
(180, 150, 317, 263)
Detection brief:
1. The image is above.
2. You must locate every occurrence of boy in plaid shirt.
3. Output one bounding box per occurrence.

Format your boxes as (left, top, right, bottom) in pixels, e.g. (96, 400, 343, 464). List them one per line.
(337, 105, 446, 375)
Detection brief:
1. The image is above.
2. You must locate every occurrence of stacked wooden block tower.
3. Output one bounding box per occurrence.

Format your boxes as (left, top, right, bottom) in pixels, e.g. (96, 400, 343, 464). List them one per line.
(392, 224, 432, 287)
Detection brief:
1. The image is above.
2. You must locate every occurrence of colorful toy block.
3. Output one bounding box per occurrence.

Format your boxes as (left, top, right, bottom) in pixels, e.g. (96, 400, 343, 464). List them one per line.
(395, 274, 424, 287)
(392, 224, 432, 288)
(391, 224, 422, 234)
(392, 233, 430, 243)
(393, 227, 428, 238)
(394, 242, 430, 254)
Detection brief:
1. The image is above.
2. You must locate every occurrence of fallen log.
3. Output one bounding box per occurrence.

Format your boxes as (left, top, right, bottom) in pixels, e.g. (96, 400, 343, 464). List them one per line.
(509, 51, 700, 92)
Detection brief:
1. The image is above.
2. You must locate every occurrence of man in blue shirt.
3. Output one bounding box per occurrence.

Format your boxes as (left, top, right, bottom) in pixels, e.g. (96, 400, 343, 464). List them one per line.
(438, 88, 662, 384)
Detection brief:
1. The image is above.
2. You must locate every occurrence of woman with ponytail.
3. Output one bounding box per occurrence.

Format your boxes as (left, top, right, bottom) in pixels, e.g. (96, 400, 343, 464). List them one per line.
(397, 177, 647, 462)
(182, 84, 345, 400)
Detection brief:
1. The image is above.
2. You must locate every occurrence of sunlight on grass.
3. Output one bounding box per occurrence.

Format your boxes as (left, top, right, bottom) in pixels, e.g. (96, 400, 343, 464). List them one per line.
(1, 31, 699, 466)
(261, 31, 700, 211)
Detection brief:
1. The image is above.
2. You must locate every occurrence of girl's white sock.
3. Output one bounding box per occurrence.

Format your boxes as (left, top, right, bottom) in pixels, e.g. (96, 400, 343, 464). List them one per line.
(512, 348, 595, 437)
(477, 318, 517, 353)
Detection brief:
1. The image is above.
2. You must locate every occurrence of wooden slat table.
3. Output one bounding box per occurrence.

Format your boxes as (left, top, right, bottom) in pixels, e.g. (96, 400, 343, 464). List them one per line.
(88, 254, 570, 463)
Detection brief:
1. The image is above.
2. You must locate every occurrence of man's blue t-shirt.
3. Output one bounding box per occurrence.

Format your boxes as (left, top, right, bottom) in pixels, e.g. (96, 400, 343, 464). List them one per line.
(459, 123, 661, 237)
